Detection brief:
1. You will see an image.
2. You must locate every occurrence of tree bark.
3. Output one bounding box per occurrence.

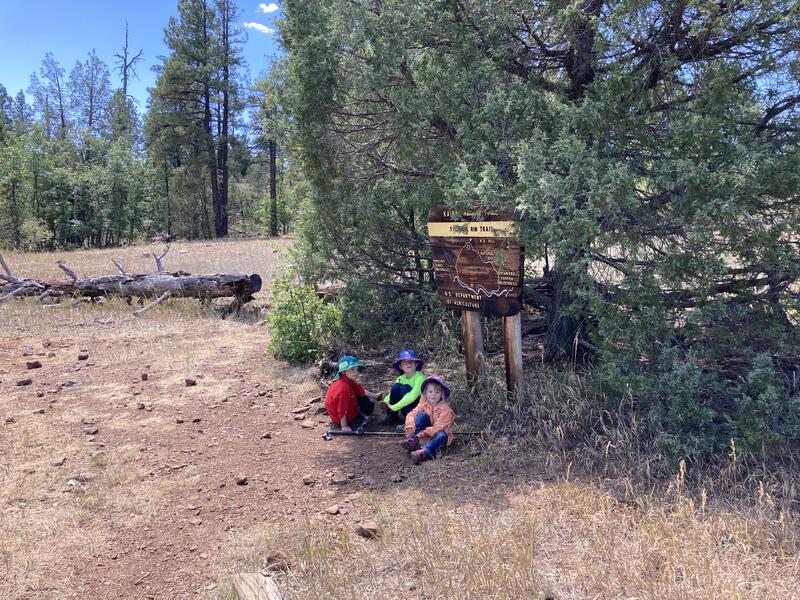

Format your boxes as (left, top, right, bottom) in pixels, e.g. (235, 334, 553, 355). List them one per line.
(1, 271, 262, 302)
(269, 139, 278, 236)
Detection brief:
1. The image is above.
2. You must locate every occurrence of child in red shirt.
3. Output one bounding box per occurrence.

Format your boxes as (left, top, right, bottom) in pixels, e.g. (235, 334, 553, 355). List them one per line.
(324, 355, 374, 431)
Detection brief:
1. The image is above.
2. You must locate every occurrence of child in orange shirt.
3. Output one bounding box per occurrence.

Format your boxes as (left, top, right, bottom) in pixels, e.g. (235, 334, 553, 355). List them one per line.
(402, 375, 455, 463)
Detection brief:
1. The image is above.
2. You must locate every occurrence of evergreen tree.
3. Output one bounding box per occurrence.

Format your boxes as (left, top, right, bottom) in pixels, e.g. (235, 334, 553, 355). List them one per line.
(283, 0, 800, 456)
(251, 58, 291, 236)
(148, 0, 244, 239)
(68, 49, 112, 138)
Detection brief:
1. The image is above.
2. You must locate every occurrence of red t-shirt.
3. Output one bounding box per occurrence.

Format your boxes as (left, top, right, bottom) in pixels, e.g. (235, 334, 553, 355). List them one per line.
(324, 374, 365, 424)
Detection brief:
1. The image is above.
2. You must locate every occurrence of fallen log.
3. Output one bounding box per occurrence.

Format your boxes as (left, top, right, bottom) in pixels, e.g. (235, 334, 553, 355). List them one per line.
(0, 250, 262, 315)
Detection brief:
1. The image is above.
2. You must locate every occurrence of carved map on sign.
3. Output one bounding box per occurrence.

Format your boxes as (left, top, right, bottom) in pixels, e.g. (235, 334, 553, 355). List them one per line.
(455, 242, 510, 297)
(428, 206, 524, 316)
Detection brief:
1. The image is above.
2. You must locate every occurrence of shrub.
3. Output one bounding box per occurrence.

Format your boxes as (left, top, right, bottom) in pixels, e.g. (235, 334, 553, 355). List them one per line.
(267, 274, 343, 364)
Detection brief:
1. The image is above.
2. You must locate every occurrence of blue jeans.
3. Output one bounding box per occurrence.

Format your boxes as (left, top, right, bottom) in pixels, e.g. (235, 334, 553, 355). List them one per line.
(413, 412, 448, 458)
(390, 383, 419, 417)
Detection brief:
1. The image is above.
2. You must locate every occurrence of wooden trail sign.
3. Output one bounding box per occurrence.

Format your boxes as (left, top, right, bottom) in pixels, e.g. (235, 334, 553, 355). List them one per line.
(427, 206, 524, 399)
(427, 206, 524, 317)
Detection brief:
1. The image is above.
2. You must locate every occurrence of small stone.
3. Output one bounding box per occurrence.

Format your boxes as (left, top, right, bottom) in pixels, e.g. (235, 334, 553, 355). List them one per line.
(391, 474, 403, 483)
(136, 403, 145, 410)
(301, 421, 316, 429)
(26, 360, 42, 369)
(331, 474, 349, 485)
(176, 417, 185, 424)
(293, 414, 305, 421)
(355, 521, 382, 539)
(36, 391, 45, 398)
(339, 507, 349, 515)
(141, 373, 149, 381)
(84, 426, 99, 435)
(52, 457, 67, 467)
(302, 475, 316, 485)
(185, 378, 197, 387)
(191, 417, 201, 423)
(17, 379, 33, 386)
(189, 518, 202, 526)
(5, 416, 16, 424)
(235, 476, 248, 486)
(292, 406, 310, 414)
(325, 504, 340, 515)
(78, 351, 89, 361)
(33, 408, 45, 415)
(260, 432, 272, 439)
(199, 552, 208, 560)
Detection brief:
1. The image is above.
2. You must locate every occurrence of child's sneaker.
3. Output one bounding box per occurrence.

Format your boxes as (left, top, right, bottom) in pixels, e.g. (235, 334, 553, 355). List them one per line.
(410, 449, 427, 464)
(402, 436, 420, 451)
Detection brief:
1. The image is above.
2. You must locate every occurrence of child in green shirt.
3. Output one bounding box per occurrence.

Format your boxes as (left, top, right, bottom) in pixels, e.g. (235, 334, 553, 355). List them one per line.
(379, 349, 426, 425)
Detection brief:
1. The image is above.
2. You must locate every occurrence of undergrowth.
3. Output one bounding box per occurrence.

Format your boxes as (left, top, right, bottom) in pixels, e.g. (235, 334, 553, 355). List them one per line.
(212, 363, 800, 600)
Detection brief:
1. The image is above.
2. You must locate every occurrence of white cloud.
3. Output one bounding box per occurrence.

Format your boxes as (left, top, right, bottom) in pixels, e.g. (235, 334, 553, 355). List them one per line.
(258, 2, 279, 13)
(243, 21, 274, 34)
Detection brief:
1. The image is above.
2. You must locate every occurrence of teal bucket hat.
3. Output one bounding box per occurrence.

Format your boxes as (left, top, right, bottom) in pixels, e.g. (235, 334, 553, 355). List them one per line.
(333, 355, 366, 380)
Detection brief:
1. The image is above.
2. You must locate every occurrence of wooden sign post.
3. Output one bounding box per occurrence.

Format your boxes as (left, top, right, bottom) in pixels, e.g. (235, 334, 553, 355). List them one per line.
(427, 206, 524, 399)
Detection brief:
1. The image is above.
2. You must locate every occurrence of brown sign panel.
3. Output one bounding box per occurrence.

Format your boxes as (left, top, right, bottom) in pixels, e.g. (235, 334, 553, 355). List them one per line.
(427, 206, 524, 317)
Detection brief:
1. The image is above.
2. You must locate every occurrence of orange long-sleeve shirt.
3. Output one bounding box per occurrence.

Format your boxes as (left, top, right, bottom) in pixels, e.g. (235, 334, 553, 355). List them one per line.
(404, 399, 455, 446)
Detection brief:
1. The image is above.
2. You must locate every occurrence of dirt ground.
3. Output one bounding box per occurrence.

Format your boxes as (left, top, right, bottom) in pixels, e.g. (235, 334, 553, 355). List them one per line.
(0, 239, 420, 599)
(4, 239, 800, 600)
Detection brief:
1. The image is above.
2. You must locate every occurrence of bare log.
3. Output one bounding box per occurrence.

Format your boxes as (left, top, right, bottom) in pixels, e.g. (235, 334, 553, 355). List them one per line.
(0, 256, 262, 315)
(231, 573, 282, 600)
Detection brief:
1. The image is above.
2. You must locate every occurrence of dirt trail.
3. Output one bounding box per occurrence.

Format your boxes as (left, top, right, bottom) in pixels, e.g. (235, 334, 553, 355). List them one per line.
(1, 301, 413, 599)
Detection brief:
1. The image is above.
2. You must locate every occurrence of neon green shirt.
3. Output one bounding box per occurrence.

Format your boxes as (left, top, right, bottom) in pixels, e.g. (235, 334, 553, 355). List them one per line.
(383, 370, 426, 411)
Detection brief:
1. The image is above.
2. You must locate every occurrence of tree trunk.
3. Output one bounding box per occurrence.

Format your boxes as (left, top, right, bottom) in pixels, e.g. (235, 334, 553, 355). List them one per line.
(543, 268, 585, 362)
(205, 85, 222, 238)
(543, 0, 603, 361)
(269, 139, 278, 236)
(219, 1, 231, 239)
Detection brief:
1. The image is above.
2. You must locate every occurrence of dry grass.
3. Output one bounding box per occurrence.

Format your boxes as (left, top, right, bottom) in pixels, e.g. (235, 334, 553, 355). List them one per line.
(214, 448, 800, 600)
(4, 238, 799, 599)
(212, 364, 800, 600)
(1, 237, 288, 286)
(0, 409, 166, 598)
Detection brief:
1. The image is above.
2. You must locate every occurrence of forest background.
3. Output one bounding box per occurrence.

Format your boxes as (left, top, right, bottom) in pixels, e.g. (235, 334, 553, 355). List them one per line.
(2, 0, 800, 464)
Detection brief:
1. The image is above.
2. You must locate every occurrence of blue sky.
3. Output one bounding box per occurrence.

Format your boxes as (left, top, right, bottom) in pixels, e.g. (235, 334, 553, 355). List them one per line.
(0, 0, 283, 108)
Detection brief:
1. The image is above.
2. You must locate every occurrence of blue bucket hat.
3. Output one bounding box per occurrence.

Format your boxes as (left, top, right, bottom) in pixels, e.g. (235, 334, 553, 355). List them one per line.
(392, 349, 424, 374)
(421, 375, 451, 400)
(333, 355, 366, 380)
